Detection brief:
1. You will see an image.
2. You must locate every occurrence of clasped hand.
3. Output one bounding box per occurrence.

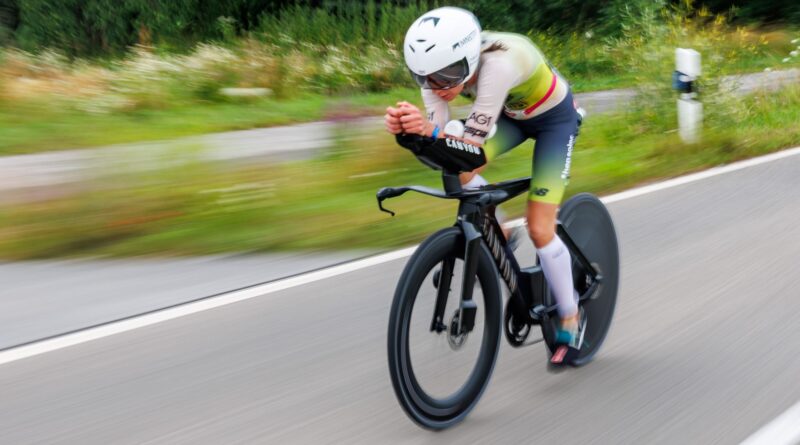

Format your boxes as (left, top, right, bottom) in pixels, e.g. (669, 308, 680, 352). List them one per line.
(384, 101, 433, 137)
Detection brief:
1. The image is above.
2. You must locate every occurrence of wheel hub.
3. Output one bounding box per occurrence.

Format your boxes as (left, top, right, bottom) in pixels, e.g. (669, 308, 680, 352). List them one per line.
(448, 311, 468, 350)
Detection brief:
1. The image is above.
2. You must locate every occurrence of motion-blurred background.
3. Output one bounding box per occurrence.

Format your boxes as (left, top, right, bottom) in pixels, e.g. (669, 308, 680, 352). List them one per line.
(0, 0, 798, 258)
(2, 3, 800, 443)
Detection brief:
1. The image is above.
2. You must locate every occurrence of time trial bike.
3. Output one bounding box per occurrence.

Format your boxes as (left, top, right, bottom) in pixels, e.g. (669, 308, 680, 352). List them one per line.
(377, 137, 619, 429)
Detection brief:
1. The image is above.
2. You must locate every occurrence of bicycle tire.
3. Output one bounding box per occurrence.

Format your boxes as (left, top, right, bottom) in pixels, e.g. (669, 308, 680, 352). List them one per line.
(541, 193, 620, 366)
(387, 227, 503, 429)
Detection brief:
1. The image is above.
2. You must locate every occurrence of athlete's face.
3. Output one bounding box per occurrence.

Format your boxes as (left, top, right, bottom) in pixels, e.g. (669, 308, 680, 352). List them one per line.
(433, 83, 464, 102)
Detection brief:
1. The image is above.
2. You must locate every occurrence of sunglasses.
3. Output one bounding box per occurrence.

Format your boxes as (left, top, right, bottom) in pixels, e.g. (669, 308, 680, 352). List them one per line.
(410, 58, 469, 90)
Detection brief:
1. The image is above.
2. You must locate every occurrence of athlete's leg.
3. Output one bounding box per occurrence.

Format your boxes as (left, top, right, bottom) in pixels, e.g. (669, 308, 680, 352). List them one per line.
(525, 101, 580, 349)
(527, 202, 577, 318)
(459, 116, 528, 240)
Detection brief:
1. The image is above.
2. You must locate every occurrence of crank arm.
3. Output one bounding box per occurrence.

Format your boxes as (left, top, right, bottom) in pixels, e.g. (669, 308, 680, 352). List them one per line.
(530, 304, 557, 321)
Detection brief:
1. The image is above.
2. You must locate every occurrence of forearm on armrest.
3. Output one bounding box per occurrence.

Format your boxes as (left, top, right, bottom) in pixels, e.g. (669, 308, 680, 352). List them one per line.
(395, 134, 486, 172)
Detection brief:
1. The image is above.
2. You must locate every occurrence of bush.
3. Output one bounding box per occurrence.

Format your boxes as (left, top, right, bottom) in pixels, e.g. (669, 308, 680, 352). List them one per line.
(601, 1, 776, 136)
(0, 0, 793, 116)
(4, 0, 800, 56)
(13, 0, 238, 56)
(256, 0, 428, 47)
(0, 37, 412, 112)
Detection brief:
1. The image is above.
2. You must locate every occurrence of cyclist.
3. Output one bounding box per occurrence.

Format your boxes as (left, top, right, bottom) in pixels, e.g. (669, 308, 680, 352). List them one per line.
(384, 6, 584, 367)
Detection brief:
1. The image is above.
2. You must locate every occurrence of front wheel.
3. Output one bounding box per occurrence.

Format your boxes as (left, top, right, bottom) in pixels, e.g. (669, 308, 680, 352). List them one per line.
(387, 227, 502, 429)
(542, 193, 620, 366)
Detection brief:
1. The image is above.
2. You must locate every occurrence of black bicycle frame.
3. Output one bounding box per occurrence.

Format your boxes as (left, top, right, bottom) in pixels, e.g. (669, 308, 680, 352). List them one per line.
(377, 171, 602, 335)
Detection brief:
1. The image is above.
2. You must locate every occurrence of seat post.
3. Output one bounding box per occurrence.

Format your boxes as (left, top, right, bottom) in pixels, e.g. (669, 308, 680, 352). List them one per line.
(442, 171, 462, 195)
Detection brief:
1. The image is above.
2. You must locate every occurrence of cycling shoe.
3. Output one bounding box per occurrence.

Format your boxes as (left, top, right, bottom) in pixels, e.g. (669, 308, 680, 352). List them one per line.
(547, 308, 586, 371)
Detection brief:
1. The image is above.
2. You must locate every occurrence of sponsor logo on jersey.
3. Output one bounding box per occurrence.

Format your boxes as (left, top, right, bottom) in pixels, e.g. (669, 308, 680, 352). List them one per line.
(445, 138, 481, 155)
(464, 126, 488, 138)
(561, 135, 575, 180)
(467, 112, 493, 126)
(505, 93, 528, 110)
(532, 187, 550, 197)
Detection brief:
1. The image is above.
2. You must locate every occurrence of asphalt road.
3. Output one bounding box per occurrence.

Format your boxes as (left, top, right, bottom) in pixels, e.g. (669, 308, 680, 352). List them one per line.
(1, 151, 799, 444)
(0, 251, 371, 350)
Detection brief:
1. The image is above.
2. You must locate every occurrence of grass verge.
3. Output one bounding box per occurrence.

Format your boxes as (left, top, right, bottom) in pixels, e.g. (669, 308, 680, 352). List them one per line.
(0, 78, 625, 156)
(1, 86, 799, 259)
(1, 23, 796, 155)
(0, 88, 421, 155)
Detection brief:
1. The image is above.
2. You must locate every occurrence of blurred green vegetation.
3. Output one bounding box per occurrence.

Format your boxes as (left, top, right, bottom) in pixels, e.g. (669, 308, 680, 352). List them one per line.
(1, 84, 799, 259)
(0, 1, 797, 153)
(2, 1, 799, 55)
(0, 88, 431, 155)
(1, 1, 800, 258)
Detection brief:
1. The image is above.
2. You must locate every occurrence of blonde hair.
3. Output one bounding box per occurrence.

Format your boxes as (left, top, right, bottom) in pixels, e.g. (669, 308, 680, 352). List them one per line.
(482, 41, 508, 53)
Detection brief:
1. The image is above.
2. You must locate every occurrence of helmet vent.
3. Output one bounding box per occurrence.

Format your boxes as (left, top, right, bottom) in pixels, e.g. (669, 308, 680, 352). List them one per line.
(408, 45, 415, 53)
(420, 17, 440, 27)
(425, 44, 436, 53)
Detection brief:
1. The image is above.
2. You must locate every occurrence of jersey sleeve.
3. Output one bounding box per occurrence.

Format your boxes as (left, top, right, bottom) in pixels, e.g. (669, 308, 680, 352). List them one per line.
(421, 88, 450, 132)
(463, 55, 522, 146)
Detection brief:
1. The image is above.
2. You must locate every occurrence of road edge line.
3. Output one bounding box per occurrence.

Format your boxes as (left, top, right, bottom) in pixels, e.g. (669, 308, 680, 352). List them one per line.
(1, 145, 799, 366)
(740, 400, 800, 445)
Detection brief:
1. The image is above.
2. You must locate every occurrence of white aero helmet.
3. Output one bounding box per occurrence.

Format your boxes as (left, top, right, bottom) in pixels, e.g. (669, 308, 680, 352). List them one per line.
(403, 7, 481, 90)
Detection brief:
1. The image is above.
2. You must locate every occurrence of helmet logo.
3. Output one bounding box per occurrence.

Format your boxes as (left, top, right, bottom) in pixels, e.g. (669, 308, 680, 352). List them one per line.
(420, 16, 440, 27)
(452, 30, 477, 50)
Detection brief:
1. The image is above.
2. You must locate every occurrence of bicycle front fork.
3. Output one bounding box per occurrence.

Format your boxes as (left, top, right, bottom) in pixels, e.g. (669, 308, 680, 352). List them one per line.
(429, 219, 481, 335)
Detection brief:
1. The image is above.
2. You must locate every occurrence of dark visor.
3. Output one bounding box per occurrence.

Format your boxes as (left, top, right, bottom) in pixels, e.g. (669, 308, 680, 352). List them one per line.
(410, 58, 469, 90)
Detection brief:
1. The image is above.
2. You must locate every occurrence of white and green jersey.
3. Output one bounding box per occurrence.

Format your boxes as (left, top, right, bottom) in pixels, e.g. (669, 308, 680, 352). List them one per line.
(422, 31, 569, 145)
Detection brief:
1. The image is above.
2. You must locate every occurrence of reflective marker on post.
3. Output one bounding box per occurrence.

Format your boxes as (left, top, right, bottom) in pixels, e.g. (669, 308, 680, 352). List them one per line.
(675, 48, 702, 143)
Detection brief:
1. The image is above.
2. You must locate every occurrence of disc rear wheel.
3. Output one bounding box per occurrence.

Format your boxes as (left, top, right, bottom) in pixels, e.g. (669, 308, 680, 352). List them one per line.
(541, 193, 620, 365)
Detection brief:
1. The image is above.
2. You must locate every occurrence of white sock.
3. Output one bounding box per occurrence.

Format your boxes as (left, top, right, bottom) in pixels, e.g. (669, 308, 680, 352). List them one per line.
(463, 174, 488, 190)
(537, 235, 578, 318)
(495, 207, 506, 225)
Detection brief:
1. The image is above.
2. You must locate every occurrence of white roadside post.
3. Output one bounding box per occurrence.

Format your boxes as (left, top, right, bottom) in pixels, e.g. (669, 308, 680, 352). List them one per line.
(674, 48, 702, 143)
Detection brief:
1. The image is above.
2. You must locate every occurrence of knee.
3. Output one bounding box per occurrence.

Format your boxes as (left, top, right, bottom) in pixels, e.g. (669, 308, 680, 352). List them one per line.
(459, 165, 487, 186)
(459, 172, 489, 190)
(527, 220, 555, 248)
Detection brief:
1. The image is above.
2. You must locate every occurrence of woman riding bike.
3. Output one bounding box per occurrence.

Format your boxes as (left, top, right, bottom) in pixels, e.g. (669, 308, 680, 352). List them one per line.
(384, 6, 584, 367)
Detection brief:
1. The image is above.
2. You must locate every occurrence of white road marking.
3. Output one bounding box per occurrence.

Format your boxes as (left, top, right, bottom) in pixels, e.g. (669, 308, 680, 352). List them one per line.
(740, 400, 800, 445)
(0, 145, 799, 367)
(0, 246, 417, 366)
(601, 146, 800, 204)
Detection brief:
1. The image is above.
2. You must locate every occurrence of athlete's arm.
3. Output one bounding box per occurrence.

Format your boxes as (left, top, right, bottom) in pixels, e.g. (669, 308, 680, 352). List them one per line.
(395, 133, 486, 172)
(462, 54, 521, 147)
(421, 89, 450, 133)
